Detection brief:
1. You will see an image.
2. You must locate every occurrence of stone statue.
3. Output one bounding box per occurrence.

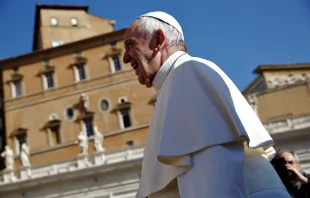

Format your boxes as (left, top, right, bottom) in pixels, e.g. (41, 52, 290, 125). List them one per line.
(77, 131, 88, 155)
(1, 145, 14, 171)
(80, 93, 90, 110)
(93, 126, 105, 152)
(20, 143, 31, 168)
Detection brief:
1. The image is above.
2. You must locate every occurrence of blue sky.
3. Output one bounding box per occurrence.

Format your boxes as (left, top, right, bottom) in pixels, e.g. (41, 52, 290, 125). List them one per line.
(0, 0, 310, 90)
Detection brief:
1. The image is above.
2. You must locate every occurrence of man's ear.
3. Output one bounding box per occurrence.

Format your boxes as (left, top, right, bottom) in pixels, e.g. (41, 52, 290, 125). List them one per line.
(155, 29, 165, 46)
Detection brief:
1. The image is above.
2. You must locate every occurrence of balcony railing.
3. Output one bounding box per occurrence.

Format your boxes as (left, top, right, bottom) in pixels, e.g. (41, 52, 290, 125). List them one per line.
(0, 147, 144, 185)
(1, 114, 310, 186)
(264, 115, 310, 134)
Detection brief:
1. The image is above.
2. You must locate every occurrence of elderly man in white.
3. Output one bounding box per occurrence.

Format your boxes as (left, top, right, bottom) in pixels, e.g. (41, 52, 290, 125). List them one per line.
(123, 11, 291, 198)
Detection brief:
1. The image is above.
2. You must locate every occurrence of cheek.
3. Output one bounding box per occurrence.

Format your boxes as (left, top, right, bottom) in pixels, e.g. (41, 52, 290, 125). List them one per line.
(131, 46, 143, 56)
(134, 46, 153, 61)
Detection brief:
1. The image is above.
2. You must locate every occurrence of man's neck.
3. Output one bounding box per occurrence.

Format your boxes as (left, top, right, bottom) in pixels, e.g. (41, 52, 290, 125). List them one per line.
(160, 47, 184, 66)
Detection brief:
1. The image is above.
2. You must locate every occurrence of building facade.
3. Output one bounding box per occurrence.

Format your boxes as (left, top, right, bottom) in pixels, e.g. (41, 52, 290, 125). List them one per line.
(0, 4, 310, 198)
(243, 63, 310, 173)
(0, 4, 155, 198)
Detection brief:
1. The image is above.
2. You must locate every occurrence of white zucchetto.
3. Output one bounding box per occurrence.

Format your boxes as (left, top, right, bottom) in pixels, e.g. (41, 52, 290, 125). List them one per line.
(138, 11, 184, 40)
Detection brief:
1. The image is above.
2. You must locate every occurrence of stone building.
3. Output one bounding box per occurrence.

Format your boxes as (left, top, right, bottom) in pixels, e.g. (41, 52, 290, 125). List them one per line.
(0, 4, 310, 198)
(243, 63, 310, 173)
(0, 4, 155, 198)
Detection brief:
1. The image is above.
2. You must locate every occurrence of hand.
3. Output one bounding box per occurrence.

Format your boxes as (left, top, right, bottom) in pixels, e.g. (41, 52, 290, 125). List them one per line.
(286, 164, 308, 184)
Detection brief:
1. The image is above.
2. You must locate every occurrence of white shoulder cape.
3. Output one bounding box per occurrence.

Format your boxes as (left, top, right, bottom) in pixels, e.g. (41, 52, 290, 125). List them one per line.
(136, 53, 275, 197)
(156, 56, 274, 164)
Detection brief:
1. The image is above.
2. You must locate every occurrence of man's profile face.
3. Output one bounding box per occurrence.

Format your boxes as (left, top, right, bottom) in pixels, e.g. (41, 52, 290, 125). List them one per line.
(279, 152, 300, 171)
(123, 20, 163, 88)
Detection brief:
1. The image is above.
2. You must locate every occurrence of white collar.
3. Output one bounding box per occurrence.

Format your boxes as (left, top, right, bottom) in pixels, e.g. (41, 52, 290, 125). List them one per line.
(152, 51, 187, 91)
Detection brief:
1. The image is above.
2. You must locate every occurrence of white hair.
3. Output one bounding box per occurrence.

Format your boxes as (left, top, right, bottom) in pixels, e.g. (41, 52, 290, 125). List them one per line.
(275, 149, 300, 163)
(135, 16, 185, 48)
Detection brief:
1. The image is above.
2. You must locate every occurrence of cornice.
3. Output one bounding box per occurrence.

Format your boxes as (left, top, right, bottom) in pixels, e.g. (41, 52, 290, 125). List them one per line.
(0, 28, 126, 70)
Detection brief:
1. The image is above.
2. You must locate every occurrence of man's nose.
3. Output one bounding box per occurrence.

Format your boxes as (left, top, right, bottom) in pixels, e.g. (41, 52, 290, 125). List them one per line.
(123, 51, 130, 64)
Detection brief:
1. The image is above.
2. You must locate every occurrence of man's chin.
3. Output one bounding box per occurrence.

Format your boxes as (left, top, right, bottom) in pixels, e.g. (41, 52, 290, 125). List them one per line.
(137, 81, 152, 88)
(145, 83, 152, 88)
(136, 71, 152, 87)
(144, 78, 152, 88)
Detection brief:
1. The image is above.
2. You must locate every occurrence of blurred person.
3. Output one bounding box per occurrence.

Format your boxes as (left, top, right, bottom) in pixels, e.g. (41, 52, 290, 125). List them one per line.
(123, 11, 291, 198)
(271, 149, 310, 197)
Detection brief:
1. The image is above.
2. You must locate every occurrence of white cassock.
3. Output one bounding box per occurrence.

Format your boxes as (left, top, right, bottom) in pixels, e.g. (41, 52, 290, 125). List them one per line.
(136, 51, 291, 198)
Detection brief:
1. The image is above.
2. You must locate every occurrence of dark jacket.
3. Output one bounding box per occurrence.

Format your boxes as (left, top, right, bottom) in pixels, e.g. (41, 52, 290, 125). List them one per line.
(287, 172, 310, 198)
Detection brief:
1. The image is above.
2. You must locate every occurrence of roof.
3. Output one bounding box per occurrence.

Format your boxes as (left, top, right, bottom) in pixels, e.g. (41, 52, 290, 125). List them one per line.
(0, 28, 126, 70)
(242, 76, 263, 94)
(243, 62, 310, 93)
(35, 4, 89, 11)
(253, 63, 310, 74)
(32, 4, 89, 51)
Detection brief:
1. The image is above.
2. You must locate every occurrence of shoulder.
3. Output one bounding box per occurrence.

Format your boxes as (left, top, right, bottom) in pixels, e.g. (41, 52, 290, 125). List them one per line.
(172, 54, 229, 84)
(174, 54, 224, 76)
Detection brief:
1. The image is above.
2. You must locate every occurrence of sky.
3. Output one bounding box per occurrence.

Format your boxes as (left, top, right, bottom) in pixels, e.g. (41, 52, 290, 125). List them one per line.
(0, 0, 310, 90)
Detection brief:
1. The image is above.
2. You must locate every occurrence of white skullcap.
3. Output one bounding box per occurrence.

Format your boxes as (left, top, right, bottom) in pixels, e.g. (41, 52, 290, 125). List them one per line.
(138, 11, 184, 40)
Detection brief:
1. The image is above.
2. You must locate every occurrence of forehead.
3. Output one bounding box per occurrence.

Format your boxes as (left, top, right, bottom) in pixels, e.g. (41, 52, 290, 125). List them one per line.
(124, 20, 149, 45)
(124, 22, 139, 40)
(279, 152, 295, 160)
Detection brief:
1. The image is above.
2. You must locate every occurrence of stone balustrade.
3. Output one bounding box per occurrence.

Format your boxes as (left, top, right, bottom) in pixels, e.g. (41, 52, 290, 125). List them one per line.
(1, 114, 310, 186)
(264, 115, 310, 134)
(0, 147, 144, 185)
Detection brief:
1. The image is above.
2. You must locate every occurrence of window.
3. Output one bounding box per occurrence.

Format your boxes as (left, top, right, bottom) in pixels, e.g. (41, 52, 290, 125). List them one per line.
(70, 17, 78, 26)
(119, 108, 132, 128)
(13, 67, 19, 72)
(74, 64, 86, 81)
(50, 126, 61, 145)
(64, 107, 75, 121)
(83, 118, 94, 137)
(117, 97, 132, 129)
(126, 140, 134, 147)
(112, 56, 121, 72)
(15, 133, 27, 155)
(12, 80, 22, 98)
(50, 17, 58, 26)
(51, 40, 64, 47)
(99, 99, 110, 112)
(75, 51, 82, 56)
(43, 72, 54, 89)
